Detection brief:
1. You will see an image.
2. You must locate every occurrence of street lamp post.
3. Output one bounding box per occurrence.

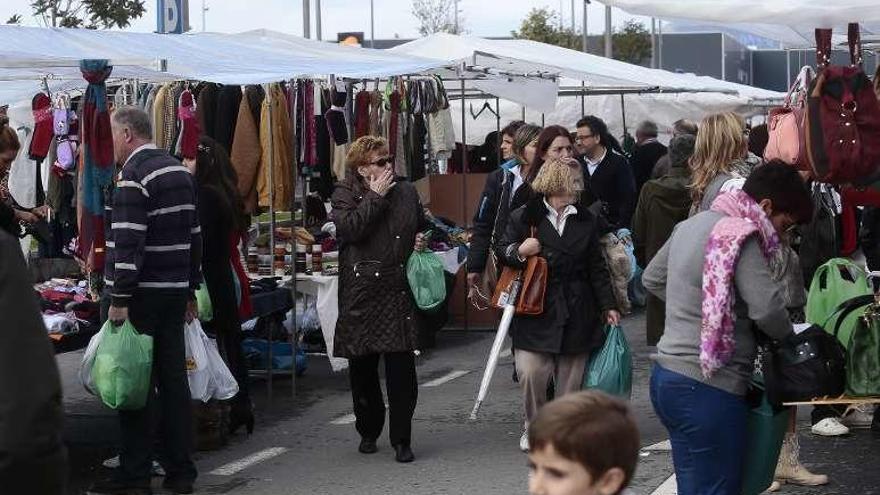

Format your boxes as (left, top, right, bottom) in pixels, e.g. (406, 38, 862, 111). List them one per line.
(370, 0, 375, 47)
(303, 0, 311, 39)
(454, 0, 459, 34)
(582, 0, 590, 53)
(316, 0, 322, 40)
(604, 4, 612, 58)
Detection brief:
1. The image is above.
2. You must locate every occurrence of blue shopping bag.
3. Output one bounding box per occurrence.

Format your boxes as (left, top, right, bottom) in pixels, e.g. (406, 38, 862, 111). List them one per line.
(583, 325, 633, 399)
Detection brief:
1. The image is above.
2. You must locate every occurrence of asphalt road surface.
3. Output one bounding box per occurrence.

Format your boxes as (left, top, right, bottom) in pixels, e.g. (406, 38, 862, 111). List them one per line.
(59, 310, 879, 494)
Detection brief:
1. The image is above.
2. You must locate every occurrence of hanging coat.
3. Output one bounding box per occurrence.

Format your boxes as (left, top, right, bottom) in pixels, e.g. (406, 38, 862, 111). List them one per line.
(152, 85, 169, 150)
(331, 174, 426, 357)
(215, 85, 243, 153)
(258, 84, 293, 211)
(230, 95, 261, 214)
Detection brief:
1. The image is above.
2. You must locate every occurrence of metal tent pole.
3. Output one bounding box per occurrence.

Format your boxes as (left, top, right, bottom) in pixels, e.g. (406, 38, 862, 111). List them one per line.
(266, 84, 276, 405)
(581, 81, 586, 117)
(495, 97, 501, 167)
(620, 94, 627, 137)
(460, 78, 469, 331)
(302, 0, 311, 39)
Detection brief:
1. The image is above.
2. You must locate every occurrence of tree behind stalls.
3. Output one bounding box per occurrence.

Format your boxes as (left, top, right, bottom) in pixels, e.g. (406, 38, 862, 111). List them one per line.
(29, 0, 146, 29)
(613, 20, 652, 65)
(512, 7, 580, 50)
(412, 0, 464, 36)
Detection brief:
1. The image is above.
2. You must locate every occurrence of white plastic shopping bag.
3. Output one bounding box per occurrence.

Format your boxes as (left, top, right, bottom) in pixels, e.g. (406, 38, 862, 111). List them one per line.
(79, 325, 106, 395)
(202, 332, 239, 401)
(185, 320, 212, 402)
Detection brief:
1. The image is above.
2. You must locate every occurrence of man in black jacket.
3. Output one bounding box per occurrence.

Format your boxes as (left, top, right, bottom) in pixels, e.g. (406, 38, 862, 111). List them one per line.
(575, 116, 637, 229)
(630, 120, 667, 194)
(90, 107, 202, 495)
(0, 230, 67, 495)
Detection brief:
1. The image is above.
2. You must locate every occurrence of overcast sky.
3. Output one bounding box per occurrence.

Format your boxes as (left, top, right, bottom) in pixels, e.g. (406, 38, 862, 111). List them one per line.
(0, 0, 644, 40)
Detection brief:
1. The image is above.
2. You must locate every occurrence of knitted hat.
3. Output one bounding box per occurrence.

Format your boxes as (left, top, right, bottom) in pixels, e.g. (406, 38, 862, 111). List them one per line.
(669, 134, 696, 169)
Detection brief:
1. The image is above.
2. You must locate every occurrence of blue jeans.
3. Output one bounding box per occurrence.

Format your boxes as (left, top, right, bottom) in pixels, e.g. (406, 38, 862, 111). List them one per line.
(650, 365, 748, 495)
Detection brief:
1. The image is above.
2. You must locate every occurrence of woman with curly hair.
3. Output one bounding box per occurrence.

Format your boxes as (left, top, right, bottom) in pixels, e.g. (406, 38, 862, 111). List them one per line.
(497, 157, 620, 452)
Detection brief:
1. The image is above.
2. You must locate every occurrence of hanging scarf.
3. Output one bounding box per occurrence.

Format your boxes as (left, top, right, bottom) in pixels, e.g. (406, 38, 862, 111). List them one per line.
(77, 59, 114, 272)
(701, 190, 781, 377)
(28, 93, 53, 161)
(176, 89, 200, 160)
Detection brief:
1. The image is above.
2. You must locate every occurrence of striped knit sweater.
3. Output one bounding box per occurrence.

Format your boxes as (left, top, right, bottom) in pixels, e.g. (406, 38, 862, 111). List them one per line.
(104, 146, 203, 307)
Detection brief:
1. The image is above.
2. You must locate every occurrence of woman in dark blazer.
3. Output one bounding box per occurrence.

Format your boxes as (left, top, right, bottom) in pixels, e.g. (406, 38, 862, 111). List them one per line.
(497, 157, 620, 452)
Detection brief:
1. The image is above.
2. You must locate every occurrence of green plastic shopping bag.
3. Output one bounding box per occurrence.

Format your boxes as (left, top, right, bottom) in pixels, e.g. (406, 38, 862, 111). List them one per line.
(806, 258, 871, 346)
(806, 258, 870, 324)
(195, 282, 213, 322)
(93, 320, 154, 410)
(406, 250, 446, 311)
(583, 325, 633, 399)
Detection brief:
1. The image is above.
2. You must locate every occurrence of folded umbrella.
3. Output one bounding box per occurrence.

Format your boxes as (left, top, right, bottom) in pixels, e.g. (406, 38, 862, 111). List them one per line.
(470, 278, 521, 420)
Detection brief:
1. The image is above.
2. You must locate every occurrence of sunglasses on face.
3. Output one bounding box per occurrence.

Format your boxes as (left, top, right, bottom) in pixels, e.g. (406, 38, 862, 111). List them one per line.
(369, 155, 394, 167)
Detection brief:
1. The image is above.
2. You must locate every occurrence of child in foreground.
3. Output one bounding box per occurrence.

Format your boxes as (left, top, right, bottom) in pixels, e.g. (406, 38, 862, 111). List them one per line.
(528, 391, 640, 495)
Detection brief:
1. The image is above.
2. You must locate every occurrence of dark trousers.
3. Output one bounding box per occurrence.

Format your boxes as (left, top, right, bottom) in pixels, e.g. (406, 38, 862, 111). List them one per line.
(650, 365, 748, 495)
(348, 352, 418, 446)
(102, 291, 197, 485)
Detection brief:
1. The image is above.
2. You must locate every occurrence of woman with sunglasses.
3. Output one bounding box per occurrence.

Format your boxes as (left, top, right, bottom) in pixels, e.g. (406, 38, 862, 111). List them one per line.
(331, 135, 428, 463)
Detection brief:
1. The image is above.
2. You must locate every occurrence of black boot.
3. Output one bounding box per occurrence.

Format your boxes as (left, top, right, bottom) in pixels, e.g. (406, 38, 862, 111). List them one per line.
(229, 398, 255, 435)
(393, 444, 415, 463)
(358, 438, 378, 454)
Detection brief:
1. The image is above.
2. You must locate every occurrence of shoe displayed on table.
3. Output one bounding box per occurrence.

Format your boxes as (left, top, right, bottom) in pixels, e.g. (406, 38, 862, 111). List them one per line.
(774, 433, 829, 487)
(519, 431, 530, 453)
(358, 438, 378, 454)
(393, 444, 415, 463)
(162, 478, 194, 494)
(87, 476, 152, 495)
(811, 417, 850, 437)
(841, 404, 875, 428)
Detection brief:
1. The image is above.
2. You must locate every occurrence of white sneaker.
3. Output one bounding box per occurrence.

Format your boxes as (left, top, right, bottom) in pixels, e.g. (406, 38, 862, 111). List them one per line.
(519, 431, 530, 452)
(842, 405, 875, 428)
(811, 417, 850, 437)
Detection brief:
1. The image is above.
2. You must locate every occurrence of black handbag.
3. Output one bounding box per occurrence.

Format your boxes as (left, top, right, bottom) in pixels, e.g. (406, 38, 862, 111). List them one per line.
(762, 325, 847, 406)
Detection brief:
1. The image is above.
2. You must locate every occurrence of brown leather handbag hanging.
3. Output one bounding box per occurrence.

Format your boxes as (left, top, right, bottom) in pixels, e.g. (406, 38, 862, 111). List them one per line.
(491, 227, 548, 316)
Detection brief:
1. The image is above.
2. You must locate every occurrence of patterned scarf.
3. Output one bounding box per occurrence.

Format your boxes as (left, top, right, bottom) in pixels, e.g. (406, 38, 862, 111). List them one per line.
(701, 190, 781, 377)
(77, 59, 114, 272)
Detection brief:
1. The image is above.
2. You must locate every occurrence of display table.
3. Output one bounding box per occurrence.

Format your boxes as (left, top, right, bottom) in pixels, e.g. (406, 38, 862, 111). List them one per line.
(783, 396, 880, 406)
(295, 274, 346, 372)
(294, 248, 464, 372)
(245, 287, 296, 400)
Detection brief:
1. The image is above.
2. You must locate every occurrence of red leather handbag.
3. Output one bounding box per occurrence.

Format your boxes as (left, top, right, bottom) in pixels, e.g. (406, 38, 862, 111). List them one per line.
(765, 66, 814, 169)
(805, 24, 880, 185)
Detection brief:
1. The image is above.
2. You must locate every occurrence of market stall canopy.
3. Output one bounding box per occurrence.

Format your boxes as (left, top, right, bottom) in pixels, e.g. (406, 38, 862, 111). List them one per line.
(601, 0, 880, 48)
(0, 25, 451, 91)
(390, 33, 782, 110)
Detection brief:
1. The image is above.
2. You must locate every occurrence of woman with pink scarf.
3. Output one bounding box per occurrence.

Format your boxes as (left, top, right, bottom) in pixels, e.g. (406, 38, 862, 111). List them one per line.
(642, 163, 813, 495)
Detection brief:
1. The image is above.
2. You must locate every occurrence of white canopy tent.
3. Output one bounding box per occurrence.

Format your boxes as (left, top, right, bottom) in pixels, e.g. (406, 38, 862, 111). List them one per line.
(0, 25, 453, 104)
(390, 34, 784, 144)
(601, 0, 880, 48)
(391, 33, 783, 110)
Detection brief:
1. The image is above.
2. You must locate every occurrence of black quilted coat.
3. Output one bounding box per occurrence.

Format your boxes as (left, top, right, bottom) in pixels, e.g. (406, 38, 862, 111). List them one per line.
(331, 174, 426, 358)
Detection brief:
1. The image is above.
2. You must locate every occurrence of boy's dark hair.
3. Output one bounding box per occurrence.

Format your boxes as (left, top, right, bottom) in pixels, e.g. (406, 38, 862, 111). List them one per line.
(529, 391, 640, 492)
(743, 160, 813, 224)
(748, 123, 770, 158)
(502, 120, 526, 138)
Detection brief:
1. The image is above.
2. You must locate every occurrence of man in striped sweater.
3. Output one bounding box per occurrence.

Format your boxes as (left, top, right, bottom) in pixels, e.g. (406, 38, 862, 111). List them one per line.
(90, 107, 201, 495)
